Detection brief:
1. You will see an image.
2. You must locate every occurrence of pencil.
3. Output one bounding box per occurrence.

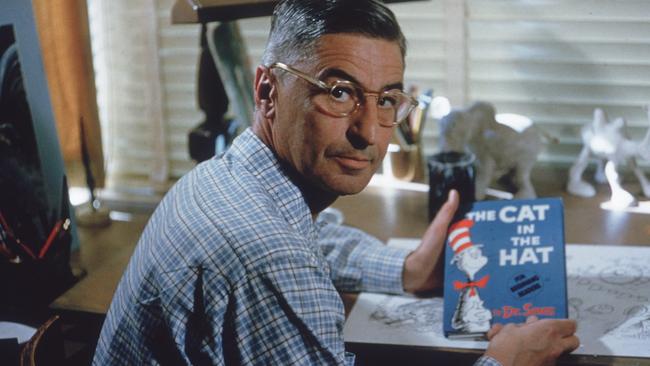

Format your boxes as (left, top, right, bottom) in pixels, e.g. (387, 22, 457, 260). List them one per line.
(39, 220, 63, 259)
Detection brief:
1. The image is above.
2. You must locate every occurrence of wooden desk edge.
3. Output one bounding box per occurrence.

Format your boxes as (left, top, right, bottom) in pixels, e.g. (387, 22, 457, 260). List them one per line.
(50, 301, 106, 316)
(345, 341, 650, 365)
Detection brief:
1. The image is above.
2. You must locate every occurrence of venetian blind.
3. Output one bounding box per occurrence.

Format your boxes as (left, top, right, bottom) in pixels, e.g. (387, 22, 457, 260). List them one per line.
(89, 0, 650, 196)
(464, 0, 650, 165)
(88, 0, 201, 195)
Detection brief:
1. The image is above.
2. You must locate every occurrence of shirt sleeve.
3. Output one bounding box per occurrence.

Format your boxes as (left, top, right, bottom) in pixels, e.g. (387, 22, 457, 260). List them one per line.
(474, 355, 503, 366)
(226, 249, 355, 365)
(316, 222, 411, 294)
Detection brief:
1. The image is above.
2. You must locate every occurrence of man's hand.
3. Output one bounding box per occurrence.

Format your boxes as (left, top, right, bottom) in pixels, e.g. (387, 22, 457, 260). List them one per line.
(402, 189, 459, 293)
(484, 316, 580, 366)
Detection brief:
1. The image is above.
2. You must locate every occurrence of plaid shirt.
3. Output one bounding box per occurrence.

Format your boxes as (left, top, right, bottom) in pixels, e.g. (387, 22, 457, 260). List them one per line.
(93, 129, 501, 366)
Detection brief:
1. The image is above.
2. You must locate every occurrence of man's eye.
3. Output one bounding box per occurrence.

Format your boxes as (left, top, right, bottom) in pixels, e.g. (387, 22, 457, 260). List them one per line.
(378, 95, 398, 108)
(329, 85, 354, 103)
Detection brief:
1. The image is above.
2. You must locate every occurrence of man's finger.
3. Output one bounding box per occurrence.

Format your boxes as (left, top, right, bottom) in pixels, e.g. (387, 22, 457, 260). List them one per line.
(525, 315, 539, 324)
(536, 318, 577, 336)
(553, 319, 578, 336)
(486, 323, 503, 340)
(560, 335, 581, 354)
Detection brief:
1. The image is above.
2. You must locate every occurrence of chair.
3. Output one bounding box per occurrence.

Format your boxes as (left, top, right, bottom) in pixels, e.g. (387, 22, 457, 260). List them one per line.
(19, 315, 64, 366)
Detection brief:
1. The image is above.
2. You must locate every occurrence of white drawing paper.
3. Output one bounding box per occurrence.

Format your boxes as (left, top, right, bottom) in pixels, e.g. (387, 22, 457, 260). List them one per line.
(0, 321, 36, 343)
(343, 239, 650, 358)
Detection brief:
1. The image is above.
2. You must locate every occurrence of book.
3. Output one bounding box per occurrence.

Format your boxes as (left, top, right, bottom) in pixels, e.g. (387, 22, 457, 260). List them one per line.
(344, 240, 650, 359)
(443, 197, 568, 339)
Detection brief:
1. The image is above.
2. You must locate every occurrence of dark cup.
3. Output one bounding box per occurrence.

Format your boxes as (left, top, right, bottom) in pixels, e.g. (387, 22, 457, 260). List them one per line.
(427, 151, 476, 220)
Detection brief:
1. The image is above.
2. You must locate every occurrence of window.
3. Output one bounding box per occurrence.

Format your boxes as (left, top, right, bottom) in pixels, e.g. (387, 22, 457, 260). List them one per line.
(88, 0, 650, 196)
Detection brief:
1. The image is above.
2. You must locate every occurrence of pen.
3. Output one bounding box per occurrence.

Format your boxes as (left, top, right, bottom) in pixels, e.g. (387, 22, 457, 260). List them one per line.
(38, 218, 70, 259)
(0, 210, 36, 260)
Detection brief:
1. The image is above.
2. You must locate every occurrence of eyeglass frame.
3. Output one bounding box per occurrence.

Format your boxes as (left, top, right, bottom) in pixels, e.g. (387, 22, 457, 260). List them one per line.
(268, 62, 418, 126)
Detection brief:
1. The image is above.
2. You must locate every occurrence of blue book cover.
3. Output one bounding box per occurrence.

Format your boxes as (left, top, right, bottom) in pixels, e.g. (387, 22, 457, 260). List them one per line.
(443, 198, 568, 339)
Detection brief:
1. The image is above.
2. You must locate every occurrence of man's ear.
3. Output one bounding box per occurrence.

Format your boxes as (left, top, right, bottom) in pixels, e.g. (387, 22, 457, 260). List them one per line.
(254, 65, 276, 118)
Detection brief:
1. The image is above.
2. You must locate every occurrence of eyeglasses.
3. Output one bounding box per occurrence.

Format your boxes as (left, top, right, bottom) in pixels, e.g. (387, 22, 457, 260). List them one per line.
(269, 62, 417, 127)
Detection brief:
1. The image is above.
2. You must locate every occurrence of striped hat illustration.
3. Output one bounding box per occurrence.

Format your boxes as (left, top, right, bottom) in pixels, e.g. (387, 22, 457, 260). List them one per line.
(448, 219, 479, 258)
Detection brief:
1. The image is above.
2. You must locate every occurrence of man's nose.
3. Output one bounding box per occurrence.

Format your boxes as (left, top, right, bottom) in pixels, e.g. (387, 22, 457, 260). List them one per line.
(348, 97, 379, 148)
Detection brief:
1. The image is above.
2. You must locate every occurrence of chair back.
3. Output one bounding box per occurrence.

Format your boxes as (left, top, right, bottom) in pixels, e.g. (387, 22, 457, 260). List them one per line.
(19, 315, 64, 366)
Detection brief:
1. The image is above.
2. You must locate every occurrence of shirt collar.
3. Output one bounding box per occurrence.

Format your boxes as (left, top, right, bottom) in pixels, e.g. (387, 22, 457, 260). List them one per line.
(226, 129, 318, 242)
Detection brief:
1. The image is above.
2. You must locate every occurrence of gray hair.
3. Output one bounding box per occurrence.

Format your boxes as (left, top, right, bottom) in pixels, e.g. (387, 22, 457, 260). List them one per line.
(261, 0, 407, 66)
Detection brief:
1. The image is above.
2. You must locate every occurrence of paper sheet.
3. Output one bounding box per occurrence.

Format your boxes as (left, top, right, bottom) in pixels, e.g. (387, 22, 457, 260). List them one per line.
(343, 239, 650, 358)
(0, 322, 36, 343)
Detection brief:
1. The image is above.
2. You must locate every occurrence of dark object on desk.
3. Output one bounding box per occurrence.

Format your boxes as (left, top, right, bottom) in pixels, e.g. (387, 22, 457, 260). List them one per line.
(0, 337, 19, 366)
(189, 118, 238, 162)
(0, 210, 76, 321)
(197, 23, 229, 129)
(206, 22, 255, 129)
(189, 121, 220, 162)
(427, 151, 476, 220)
(188, 24, 236, 162)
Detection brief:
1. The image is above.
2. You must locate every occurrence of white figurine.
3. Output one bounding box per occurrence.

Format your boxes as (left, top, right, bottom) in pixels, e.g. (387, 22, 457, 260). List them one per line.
(439, 101, 545, 200)
(448, 219, 492, 334)
(566, 107, 650, 208)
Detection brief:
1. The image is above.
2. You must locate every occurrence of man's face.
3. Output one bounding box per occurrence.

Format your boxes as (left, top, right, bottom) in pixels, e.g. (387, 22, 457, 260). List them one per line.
(457, 246, 488, 274)
(270, 34, 404, 195)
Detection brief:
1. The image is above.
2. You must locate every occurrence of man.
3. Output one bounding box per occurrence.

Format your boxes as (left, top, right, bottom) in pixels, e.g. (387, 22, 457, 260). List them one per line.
(94, 1, 579, 365)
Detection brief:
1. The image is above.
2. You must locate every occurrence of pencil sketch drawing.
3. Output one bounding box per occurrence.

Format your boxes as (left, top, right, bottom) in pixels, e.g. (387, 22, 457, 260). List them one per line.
(344, 242, 650, 358)
(568, 298, 582, 320)
(585, 304, 614, 315)
(600, 263, 648, 286)
(605, 305, 650, 340)
(369, 297, 443, 333)
(565, 245, 650, 356)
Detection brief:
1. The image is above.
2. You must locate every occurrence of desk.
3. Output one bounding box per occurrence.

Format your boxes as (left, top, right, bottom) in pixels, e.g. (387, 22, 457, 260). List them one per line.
(50, 214, 148, 315)
(51, 166, 650, 365)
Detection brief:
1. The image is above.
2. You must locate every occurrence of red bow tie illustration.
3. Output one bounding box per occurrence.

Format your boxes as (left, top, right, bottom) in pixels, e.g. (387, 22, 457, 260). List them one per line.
(453, 275, 490, 296)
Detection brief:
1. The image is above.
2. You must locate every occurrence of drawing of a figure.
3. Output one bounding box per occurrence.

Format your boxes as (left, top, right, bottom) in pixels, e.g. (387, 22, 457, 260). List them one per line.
(449, 219, 492, 333)
(369, 298, 443, 333)
(599, 264, 644, 285)
(568, 297, 583, 320)
(607, 305, 650, 340)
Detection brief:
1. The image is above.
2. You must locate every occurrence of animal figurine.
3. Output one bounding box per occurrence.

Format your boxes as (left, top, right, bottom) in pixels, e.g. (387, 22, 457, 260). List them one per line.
(566, 107, 650, 208)
(438, 101, 545, 200)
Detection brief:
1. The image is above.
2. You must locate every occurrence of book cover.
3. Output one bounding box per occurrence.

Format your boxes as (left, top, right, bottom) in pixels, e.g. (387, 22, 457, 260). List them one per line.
(443, 198, 568, 339)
